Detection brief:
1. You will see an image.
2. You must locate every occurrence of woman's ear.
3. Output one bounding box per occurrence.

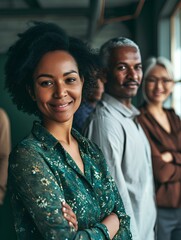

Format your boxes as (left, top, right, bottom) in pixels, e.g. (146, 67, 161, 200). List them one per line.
(81, 76, 84, 85)
(102, 69, 107, 84)
(170, 80, 175, 93)
(26, 85, 36, 101)
(172, 80, 175, 87)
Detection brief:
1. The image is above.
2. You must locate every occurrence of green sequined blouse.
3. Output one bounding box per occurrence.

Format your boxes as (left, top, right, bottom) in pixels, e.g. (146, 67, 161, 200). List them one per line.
(9, 121, 132, 240)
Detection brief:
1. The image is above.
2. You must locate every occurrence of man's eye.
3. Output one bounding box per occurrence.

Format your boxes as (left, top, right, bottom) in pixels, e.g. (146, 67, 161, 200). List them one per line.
(117, 65, 126, 71)
(135, 65, 142, 70)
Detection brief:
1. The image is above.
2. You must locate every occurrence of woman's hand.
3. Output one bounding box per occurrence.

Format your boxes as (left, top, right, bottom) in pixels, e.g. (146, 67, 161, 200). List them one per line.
(161, 151, 173, 163)
(101, 212, 120, 239)
(62, 201, 78, 231)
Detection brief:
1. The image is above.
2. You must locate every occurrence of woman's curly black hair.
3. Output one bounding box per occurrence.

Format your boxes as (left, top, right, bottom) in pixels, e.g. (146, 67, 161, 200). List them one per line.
(5, 21, 99, 116)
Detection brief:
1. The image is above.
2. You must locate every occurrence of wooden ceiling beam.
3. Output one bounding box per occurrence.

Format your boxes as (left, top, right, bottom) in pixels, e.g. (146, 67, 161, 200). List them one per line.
(86, 0, 104, 43)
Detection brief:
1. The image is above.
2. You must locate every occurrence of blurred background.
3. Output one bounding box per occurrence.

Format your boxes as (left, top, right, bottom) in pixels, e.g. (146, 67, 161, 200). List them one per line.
(0, 0, 181, 239)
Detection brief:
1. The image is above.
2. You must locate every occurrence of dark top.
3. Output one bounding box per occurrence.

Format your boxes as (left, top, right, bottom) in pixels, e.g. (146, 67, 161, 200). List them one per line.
(73, 101, 94, 133)
(138, 106, 181, 208)
(8, 121, 132, 240)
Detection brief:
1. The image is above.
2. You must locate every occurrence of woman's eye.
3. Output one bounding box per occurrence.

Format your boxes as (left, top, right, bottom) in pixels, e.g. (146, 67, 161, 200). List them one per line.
(147, 78, 156, 82)
(163, 78, 172, 83)
(66, 78, 76, 83)
(40, 80, 53, 87)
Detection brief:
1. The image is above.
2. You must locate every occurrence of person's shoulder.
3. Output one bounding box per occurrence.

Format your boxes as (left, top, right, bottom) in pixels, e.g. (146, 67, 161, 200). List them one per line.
(82, 102, 106, 128)
(90, 98, 117, 120)
(9, 133, 45, 172)
(75, 129, 102, 155)
(138, 102, 147, 113)
(11, 132, 40, 157)
(137, 103, 149, 121)
(165, 107, 177, 114)
(0, 108, 6, 115)
(0, 108, 9, 122)
(85, 137, 106, 163)
(165, 108, 181, 121)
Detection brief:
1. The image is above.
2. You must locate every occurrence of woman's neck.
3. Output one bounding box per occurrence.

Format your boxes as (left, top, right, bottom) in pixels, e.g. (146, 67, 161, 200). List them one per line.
(146, 102, 164, 116)
(43, 119, 72, 145)
(146, 102, 171, 133)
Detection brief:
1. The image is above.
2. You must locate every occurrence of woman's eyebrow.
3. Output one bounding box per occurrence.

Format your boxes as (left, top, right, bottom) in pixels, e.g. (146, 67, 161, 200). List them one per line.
(35, 70, 78, 80)
(35, 73, 53, 80)
(63, 70, 78, 76)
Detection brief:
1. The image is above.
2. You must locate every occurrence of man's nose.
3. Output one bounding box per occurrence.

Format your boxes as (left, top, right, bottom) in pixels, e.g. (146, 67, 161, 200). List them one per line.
(127, 68, 138, 80)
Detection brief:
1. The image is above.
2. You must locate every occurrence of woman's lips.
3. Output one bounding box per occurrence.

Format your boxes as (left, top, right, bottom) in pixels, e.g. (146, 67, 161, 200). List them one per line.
(50, 102, 72, 112)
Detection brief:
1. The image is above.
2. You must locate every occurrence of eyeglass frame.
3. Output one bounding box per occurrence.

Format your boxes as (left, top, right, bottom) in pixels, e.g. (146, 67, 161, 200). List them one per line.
(145, 76, 174, 85)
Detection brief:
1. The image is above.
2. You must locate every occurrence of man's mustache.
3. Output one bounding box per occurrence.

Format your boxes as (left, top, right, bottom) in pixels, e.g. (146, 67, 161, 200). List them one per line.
(121, 79, 140, 87)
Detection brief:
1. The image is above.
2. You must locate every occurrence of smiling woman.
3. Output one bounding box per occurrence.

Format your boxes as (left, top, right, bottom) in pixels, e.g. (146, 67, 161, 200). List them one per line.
(138, 56, 181, 240)
(5, 21, 132, 240)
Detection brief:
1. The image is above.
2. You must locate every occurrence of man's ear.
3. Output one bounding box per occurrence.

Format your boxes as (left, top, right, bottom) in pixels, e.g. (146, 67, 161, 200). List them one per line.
(26, 85, 36, 101)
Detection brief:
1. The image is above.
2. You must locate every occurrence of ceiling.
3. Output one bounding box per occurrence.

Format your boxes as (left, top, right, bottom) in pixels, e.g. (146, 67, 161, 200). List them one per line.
(0, 0, 146, 52)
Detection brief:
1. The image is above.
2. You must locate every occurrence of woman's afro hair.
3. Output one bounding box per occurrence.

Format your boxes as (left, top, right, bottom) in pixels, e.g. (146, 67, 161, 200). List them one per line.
(5, 21, 99, 116)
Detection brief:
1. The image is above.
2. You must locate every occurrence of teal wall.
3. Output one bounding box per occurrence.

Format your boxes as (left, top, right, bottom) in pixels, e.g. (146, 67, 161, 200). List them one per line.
(0, 54, 37, 147)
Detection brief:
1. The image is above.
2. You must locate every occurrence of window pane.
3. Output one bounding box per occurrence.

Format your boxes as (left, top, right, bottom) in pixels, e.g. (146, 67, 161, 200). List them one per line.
(171, 4, 181, 117)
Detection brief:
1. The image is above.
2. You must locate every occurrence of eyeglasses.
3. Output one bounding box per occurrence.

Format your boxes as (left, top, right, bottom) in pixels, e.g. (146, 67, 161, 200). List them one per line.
(146, 77, 174, 85)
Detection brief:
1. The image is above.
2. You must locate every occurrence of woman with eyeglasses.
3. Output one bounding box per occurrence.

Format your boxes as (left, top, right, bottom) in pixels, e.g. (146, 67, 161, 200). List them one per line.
(137, 57, 181, 240)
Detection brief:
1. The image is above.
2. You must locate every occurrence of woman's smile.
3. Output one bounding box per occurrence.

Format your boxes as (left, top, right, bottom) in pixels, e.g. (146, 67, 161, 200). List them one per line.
(49, 101, 73, 112)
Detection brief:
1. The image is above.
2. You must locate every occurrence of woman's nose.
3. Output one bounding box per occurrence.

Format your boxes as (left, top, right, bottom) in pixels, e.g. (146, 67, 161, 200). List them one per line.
(53, 83, 67, 98)
(155, 79, 164, 89)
